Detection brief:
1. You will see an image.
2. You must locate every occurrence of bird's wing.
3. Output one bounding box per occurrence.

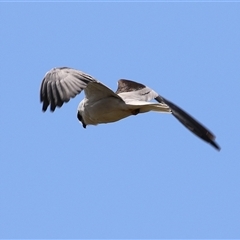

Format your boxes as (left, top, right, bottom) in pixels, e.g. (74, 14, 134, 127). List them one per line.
(84, 81, 123, 103)
(40, 67, 98, 112)
(155, 95, 220, 150)
(116, 79, 159, 103)
(116, 79, 220, 150)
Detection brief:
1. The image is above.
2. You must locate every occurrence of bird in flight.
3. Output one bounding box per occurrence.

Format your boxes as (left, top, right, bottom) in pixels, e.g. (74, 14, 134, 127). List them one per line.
(40, 67, 220, 150)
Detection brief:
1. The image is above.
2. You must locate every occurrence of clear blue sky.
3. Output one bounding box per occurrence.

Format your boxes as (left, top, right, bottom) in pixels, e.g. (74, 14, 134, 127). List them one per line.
(1, 2, 240, 239)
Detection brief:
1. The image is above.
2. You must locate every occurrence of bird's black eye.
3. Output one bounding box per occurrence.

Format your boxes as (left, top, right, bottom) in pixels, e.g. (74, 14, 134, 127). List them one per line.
(77, 112, 82, 122)
(77, 112, 87, 129)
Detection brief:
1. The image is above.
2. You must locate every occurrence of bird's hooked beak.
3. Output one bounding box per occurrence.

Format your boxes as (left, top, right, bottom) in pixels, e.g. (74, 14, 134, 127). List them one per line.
(77, 112, 86, 129)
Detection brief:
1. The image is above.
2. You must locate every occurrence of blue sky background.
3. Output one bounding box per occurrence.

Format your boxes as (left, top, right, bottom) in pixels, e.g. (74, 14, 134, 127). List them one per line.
(1, 2, 240, 239)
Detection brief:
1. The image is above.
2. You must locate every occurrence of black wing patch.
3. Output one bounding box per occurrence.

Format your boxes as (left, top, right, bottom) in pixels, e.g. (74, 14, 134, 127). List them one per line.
(116, 79, 146, 94)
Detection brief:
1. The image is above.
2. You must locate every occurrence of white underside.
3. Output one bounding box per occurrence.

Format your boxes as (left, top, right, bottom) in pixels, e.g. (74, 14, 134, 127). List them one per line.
(78, 97, 171, 126)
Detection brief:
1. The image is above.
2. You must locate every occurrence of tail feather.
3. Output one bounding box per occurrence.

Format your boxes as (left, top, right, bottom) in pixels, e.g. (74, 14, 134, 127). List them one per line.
(126, 100, 171, 114)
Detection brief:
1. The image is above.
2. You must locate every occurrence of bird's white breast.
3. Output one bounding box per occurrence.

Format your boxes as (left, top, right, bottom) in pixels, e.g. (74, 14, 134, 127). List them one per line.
(78, 97, 132, 125)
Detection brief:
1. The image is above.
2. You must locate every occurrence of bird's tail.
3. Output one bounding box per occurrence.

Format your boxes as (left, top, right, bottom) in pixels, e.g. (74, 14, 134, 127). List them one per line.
(126, 101, 171, 114)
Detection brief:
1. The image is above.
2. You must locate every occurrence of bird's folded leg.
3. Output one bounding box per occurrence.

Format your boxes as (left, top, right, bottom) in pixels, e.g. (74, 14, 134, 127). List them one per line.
(131, 109, 140, 115)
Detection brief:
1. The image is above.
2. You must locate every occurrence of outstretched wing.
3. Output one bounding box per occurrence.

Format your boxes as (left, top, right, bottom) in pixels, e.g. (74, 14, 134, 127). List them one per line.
(116, 79, 220, 150)
(40, 67, 97, 112)
(116, 79, 170, 113)
(116, 79, 159, 102)
(84, 81, 123, 103)
(155, 95, 220, 150)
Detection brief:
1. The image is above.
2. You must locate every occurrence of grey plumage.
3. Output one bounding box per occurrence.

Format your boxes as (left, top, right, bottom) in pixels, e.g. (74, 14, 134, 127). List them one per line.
(40, 67, 220, 150)
(40, 67, 96, 111)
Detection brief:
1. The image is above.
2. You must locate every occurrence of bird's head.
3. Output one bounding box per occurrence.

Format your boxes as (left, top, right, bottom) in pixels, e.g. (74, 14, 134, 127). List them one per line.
(77, 111, 86, 129)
